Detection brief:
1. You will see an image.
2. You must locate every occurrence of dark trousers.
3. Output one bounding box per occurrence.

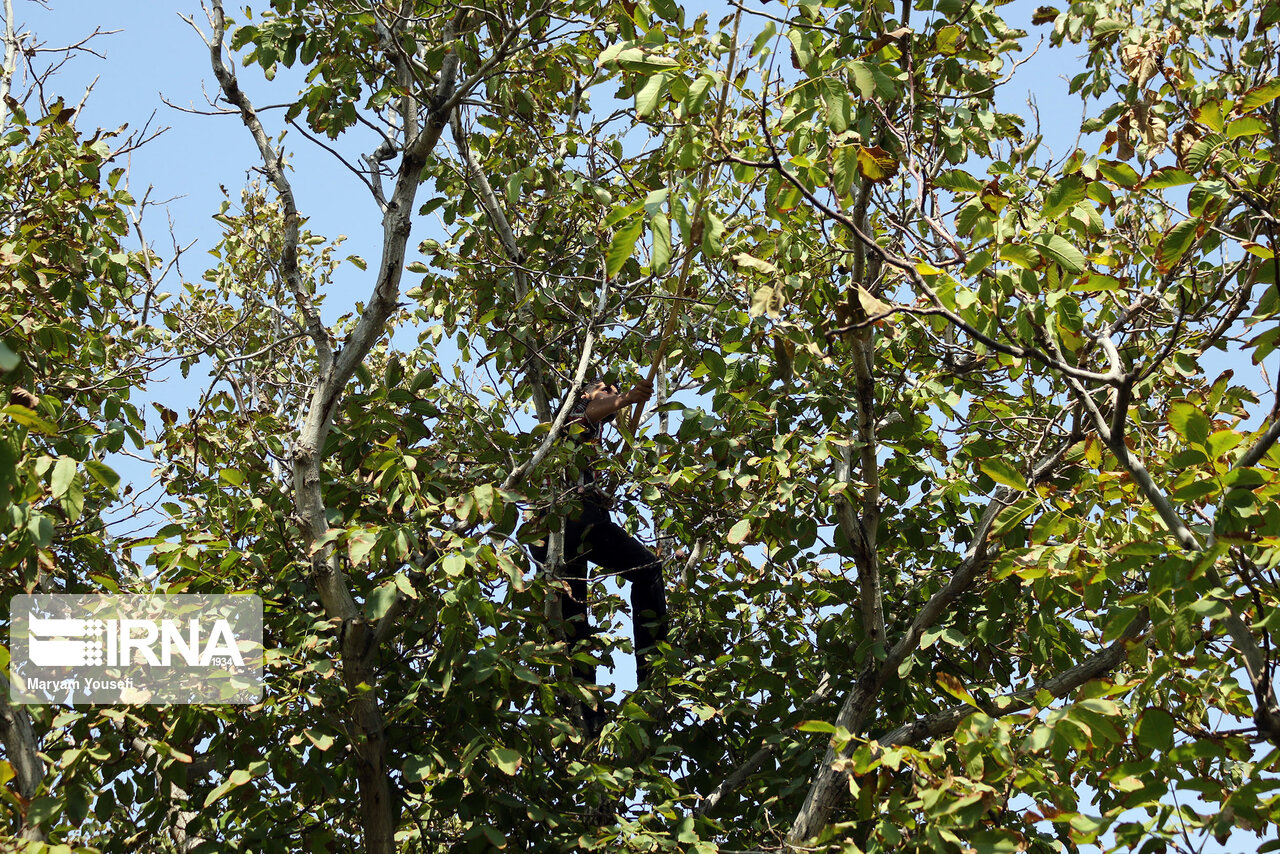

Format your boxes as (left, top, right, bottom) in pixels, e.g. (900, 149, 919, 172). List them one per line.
(529, 496, 668, 686)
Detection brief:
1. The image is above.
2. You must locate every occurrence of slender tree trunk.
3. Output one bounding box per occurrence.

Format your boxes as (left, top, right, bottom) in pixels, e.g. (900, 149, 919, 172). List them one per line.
(1, 675, 46, 842)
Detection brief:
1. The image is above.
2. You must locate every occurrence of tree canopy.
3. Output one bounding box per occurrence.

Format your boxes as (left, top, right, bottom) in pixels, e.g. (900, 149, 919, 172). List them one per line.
(4, 0, 1280, 851)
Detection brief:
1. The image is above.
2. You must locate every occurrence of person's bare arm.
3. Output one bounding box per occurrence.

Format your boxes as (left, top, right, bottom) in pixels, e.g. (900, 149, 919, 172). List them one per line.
(583, 379, 653, 423)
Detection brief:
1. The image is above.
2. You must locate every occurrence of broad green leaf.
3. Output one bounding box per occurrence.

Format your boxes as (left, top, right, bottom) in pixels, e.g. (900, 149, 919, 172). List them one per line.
(1157, 219, 1199, 273)
(606, 216, 645, 276)
(650, 213, 672, 274)
(683, 72, 716, 115)
(701, 210, 725, 257)
(1135, 708, 1175, 753)
(832, 144, 858, 197)
(1240, 78, 1280, 112)
(1142, 168, 1194, 189)
(727, 517, 751, 544)
(796, 719, 837, 733)
(1226, 116, 1267, 139)
(441, 554, 466, 577)
(364, 581, 398, 621)
(822, 78, 851, 133)
(847, 61, 876, 97)
(1033, 234, 1087, 273)
(1168, 401, 1211, 446)
(787, 29, 815, 71)
(635, 71, 672, 117)
(979, 458, 1029, 491)
(2, 404, 57, 434)
(489, 747, 522, 775)
(348, 529, 378, 566)
(1043, 175, 1086, 220)
(204, 768, 253, 807)
(1098, 160, 1140, 187)
(934, 170, 984, 193)
(0, 341, 18, 372)
(50, 456, 76, 499)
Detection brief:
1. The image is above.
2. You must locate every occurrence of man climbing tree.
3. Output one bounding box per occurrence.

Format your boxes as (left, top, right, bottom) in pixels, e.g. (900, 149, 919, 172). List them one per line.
(529, 377, 668, 736)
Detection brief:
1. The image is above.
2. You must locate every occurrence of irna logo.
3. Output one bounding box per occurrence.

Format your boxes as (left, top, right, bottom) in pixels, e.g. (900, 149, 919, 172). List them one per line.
(28, 616, 246, 668)
(10, 593, 263, 705)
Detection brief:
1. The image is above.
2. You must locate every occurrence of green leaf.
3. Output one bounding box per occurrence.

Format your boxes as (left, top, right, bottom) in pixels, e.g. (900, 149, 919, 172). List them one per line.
(481, 827, 508, 849)
(635, 71, 672, 118)
(848, 61, 876, 97)
(402, 754, 434, 782)
(50, 456, 76, 499)
(0, 341, 19, 372)
(683, 72, 716, 115)
(441, 554, 466, 577)
(1240, 78, 1280, 112)
(832, 145, 858, 197)
(1135, 707, 1175, 753)
(1098, 160, 1141, 187)
(821, 79, 850, 133)
(935, 24, 964, 55)
(1141, 168, 1194, 189)
(1043, 175, 1085, 220)
(787, 29, 815, 71)
(364, 581, 398, 621)
(1032, 234, 1087, 273)
(1226, 116, 1267, 139)
(1157, 219, 1199, 274)
(3, 404, 57, 434)
(796, 719, 837, 733)
(489, 746, 522, 775)
(650, 213, 672, 274)
(702, 211, 725, 257)
(348, 529, 378, 566)
(727, 518, 751, 544)
(979, 458, 1029, 491)
(934, 170, 984, 193)
(606, 216, 645, 276)
(1168, 401, 1211, 446)
(204, 768, 254, 807)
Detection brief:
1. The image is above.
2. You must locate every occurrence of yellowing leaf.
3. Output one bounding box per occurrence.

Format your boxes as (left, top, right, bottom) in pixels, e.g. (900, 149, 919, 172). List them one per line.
(980, 179, 1008, 213)
(936, 672, 980, 708)
(1240, 78, 1280, 113)
(935, 24, 964, 55)
(856, 286, 895, 324)
(856, 146, 898, 182)
(731, 252, 777, 275)
(727, 518, 751, 544)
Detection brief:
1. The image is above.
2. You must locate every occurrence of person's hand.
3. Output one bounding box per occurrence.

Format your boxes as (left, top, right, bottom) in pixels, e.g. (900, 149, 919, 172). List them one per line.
(624, 378, 654, 405)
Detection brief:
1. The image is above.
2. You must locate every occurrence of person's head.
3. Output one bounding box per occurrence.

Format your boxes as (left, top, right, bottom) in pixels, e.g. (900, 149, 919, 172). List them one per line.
(580, 378, 619, 401)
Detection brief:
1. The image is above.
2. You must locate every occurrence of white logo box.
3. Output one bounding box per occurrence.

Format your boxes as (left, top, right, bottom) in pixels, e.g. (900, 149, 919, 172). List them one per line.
(10, 594, 263, 705)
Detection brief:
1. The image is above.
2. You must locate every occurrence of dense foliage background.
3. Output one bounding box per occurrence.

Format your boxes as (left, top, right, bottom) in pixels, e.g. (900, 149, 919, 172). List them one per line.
(4, 0, 1280, 851)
